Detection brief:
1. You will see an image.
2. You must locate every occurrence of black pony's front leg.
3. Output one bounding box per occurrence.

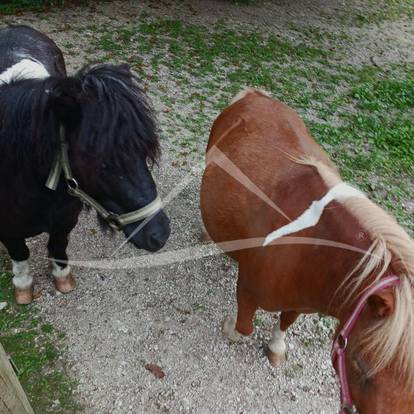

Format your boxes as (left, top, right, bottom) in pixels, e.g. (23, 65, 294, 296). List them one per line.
(1, 237, 33, 304)
(48, 230, 76, 293)
(48, 207, 80, 294)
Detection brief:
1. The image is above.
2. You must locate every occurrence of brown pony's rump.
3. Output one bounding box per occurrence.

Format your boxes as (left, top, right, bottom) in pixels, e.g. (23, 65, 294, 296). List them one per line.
(201, 88, 414, 412)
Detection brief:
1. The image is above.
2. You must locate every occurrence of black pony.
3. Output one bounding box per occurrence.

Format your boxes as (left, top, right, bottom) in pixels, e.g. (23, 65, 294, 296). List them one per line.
(0, 26, 170, 304)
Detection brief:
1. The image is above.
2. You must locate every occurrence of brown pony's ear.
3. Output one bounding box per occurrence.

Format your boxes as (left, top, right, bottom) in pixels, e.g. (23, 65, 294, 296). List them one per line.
(367, 290, 395, 318)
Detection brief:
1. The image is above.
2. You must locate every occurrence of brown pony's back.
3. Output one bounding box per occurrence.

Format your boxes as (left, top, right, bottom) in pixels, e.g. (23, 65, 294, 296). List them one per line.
(202, 89, 337, 247)
(200, 89, 367, 313)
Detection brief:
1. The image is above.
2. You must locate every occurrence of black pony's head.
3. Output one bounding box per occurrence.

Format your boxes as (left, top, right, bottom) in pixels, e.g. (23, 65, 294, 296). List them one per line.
(48, 64, 170, 251)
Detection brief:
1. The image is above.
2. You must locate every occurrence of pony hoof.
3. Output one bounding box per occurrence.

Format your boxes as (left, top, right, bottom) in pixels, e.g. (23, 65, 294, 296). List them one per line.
(222, 315, 243, 342)
(15, 286, 33, 305)
(54, 274, 76, 294)
(266, 347, 286, 367)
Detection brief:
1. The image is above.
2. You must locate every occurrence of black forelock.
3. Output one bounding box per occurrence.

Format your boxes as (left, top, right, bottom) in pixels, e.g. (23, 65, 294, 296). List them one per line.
(72, 63, 160, 173)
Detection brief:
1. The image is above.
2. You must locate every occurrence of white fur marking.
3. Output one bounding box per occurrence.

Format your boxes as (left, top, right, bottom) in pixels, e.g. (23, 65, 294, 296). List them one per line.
(0, 59, 49, 85)
(52, 261, 71, 279)
(230, 87, 271, 104)
(12, 260, 32, 289)
(264, 182, 365, 246)
(268, 322, 286, 355)
(223, 314, 244, 342)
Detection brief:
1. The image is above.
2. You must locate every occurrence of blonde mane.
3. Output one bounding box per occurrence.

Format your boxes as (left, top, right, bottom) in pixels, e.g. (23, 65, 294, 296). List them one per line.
(299, 156, 414, 390)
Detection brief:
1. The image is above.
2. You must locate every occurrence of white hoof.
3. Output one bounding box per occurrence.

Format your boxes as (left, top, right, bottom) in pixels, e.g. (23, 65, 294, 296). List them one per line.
(267, 322, 287, 366)
(223, 315, 244, 342)
(266, 348, 286, 367)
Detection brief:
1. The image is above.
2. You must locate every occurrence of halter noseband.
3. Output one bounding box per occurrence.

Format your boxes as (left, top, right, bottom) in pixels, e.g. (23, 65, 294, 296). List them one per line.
(45, 126, 162, 230)
(331, 275, 400, 414)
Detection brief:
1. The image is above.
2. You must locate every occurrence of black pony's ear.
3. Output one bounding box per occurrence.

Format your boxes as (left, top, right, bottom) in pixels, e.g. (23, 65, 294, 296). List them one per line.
(49, 77, 82, 126)
(118, 63, 130, 72)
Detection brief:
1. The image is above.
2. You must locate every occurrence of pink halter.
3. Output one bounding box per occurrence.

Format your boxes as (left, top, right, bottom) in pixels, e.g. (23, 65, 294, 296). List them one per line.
(331, 275, 400, 414)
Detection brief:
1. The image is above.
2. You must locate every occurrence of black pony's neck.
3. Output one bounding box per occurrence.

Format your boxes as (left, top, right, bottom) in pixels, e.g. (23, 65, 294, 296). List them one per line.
(0, 77, 61, 174)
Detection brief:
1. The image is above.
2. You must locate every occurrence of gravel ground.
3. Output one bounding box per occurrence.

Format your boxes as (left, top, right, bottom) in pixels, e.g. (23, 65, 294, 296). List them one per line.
(2, 1, 412, 413)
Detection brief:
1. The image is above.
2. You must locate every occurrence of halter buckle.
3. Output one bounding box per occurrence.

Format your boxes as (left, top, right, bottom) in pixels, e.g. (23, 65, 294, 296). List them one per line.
(106, 213, 122, 230)
(337, 334, 348, 350)
(66, 178, 79, 195)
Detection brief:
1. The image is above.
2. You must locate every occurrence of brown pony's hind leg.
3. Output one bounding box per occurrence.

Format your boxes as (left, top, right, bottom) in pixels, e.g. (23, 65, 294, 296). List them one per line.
(223, 275, 257, 342)
(266, 311, 300, 367)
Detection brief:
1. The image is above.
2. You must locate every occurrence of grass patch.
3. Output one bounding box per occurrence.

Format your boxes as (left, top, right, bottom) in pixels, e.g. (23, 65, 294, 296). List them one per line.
(86, 15, 414, 233)
(309, 66, 414, 231)
(0, 0, 95, 15)
(353, 0, 414, 26)
(0, 256, 80, 413)
(318, 0, 414, 26)
(0, 0, 63, 14)
(230, 0, 256, 4)
(352, 73, 414, 111)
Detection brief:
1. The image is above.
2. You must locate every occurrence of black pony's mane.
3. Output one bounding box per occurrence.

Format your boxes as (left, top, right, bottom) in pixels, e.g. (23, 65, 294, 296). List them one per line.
(0, 63, 160, 176)
(0, 76, 60, 167)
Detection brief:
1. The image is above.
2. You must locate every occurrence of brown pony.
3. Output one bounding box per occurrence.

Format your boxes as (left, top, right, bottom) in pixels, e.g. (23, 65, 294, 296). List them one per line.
(200, 89, 414, 413)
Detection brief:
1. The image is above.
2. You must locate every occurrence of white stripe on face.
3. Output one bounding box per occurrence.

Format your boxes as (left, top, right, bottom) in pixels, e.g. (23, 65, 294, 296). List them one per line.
(0, 58, 49, 85)
(264, 182, 366, 246)
(12, 260, 32, 289)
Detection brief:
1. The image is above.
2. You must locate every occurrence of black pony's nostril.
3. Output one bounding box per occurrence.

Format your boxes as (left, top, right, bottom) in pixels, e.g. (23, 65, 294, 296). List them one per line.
(143, 228, 169, 252)
(149, 232, 164, 249)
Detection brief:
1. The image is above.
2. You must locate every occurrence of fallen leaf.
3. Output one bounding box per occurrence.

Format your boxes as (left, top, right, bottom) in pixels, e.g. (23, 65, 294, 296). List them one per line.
(175, 306, 192, 315)
(145, 363, 165, 379)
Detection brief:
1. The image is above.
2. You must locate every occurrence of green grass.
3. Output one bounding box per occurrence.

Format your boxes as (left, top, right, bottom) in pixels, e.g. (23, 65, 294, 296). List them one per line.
(0, 0, 64, 14)
(309, 67, 414, 231)
(84, 14, 414, 235)
(0, 257, 80, 413)
(231, 0, 256, 4)
(0, 0, 257, 15)
(318, 0, 414, 26)
(0, 0, 98, 14)
(354, 0, 414, 25)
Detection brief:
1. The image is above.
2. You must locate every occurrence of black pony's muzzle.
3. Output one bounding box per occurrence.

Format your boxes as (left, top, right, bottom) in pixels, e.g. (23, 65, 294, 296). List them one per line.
(124, 210, 170, 252)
